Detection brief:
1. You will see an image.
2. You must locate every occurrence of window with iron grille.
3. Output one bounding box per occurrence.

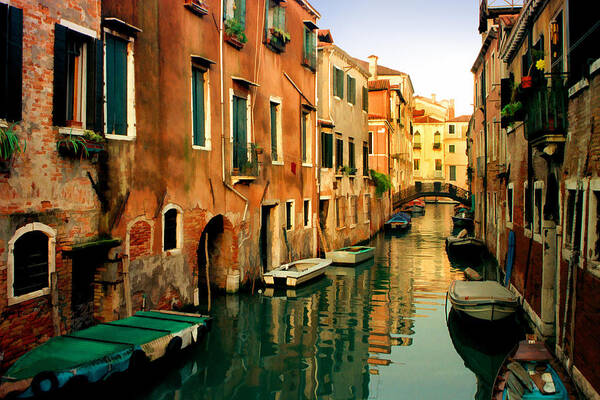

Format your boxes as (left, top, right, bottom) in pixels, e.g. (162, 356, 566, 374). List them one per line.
(0, 4, 22, 122)
(13, 231, 49, 297)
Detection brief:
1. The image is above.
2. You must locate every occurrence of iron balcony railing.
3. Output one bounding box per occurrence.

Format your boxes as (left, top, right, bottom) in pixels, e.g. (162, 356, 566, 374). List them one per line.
(413, 142, 422, 149)
(525, 79, 568, 143)
(433, 142, 441, 150)
(232, 142, 259, 177)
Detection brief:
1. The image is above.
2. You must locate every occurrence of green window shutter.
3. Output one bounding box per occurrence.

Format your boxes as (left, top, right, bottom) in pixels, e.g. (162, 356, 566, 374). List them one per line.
(338, 69, 344, 99)
(53, 24, 68, 126)
(349, 141, 355, 168)
(327, 133, 333, 168)
(233, 96, 247, 169)
(363, 86, 369, 112)
(192, 67, 205, 146)
(332, 66, 337, 97)
(2, 5, 23, 122)
(90, 38, 104, 132)
(239, 0, 246, 29)
(106, 34, 128, 135)
(303, 27, 308, 59)
(270, 102, 277, 160)
(264, 0, 269, 33)
(301, 112, 307, 162)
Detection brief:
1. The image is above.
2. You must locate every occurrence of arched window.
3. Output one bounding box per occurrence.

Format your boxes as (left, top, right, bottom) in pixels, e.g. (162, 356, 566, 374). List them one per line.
(413, 132, 421, 149)
(433, 131, 441, 149)
(162, 204, 183, 252)
(8, 223, 56, 304)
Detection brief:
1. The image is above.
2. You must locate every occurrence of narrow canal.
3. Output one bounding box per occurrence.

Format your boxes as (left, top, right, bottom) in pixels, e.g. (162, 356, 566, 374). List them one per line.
(129, 204, 523, 400)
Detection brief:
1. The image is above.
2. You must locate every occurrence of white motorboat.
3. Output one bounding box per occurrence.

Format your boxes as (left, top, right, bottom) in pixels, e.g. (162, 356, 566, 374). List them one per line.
(263, 258, 332, 287)
(448, 280, 519, 321)
(325, 246, 375, 265)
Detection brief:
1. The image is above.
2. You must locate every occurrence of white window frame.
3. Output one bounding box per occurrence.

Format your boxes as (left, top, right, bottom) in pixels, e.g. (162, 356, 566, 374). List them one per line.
(103, 28, 137, 141)
(285, 200, 295, 231)
(7, 223, 56, 306)
(191, 64, 211, 150)
(533, 180, 544, 243)
(562, 179, 587, 262)
(349, 195, 358, 228)
(303, 198, 311, 228)
(364, 193, 371, 224)
(506, 183, 514, 229)
(524, 181, 532, 237)
(333, 65, 343, 100)
(302, 109, 312, 166)
(270, 96, 283, 165)
(162, 203, 184, 253)
(587, 179, 600, 276)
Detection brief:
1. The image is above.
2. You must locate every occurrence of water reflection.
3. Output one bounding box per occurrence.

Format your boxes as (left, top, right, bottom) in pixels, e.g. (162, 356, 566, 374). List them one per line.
(129, 204, 517, 400)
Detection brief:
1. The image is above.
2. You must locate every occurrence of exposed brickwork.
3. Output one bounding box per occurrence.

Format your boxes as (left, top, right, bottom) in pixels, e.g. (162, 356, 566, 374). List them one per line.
(129, 220, 152, 261)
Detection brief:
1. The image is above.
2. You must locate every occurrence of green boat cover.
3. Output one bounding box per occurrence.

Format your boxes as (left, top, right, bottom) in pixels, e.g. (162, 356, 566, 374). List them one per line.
(135, 311, 208, 324)
(107, 316, 192, 333)
(69, 324, 166, 345)
(5, 336, 131, 381)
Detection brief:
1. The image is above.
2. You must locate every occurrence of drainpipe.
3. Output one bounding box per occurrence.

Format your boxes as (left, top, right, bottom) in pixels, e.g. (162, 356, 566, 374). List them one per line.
(483, 62, 488, 243)
(219, 0, 248, 222)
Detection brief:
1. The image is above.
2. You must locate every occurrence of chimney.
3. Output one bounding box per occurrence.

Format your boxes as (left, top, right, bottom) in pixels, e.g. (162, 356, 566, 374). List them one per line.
(431, 93, 436, 103)
(449, 99, 455, 119)
(368, 55, 378, 80)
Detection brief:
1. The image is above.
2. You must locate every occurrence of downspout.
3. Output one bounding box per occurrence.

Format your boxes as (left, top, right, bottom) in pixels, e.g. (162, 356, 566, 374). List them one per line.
(483, 62, 488, 242)
(220, 0, 248, 221)
(315, 34, 319, 257)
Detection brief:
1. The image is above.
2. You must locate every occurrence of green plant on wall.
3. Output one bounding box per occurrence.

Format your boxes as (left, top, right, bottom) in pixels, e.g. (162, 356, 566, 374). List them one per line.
(57, 134, 88, 158)
(501, 101, 522, 118)
(83, 130, 105, 143)
(369, 169, 392, 197)
(0, 123, 26, 161)
(225, 18, 248, 44)
(271, 27, 290, 43)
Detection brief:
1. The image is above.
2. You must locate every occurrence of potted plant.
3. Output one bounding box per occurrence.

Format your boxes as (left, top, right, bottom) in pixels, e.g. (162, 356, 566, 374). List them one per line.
(269, 27, 291, 43)
(57, 130, 105, 159)
(0, 123, 26, 173)
(224, 18, 248, 49)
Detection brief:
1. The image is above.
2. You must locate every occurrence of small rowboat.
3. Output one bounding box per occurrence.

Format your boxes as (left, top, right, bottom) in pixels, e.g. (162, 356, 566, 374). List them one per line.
(263, 258, 332, 287)
(406, 199, 425, 212)
(326, 246, 375, 265)
(446, 229, 486, 256)
(492, 340, 569, 400)
(448, 280, 519, 322)
(0, 311, 211, 398)
(385, 212, 411, 231)
(452, 212, 474, 228)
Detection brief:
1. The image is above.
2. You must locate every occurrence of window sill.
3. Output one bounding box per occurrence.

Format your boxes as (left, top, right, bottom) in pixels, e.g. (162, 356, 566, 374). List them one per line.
(568, 78, 589, 98)
(59, 127, 85, 136)
(232, 176, 257, 185)
(272, 160, 284, 166)
(349, 224, 357, 229)
(336, 226, 346, 231)
(8, 287, 50, 306)
(302, 163, 313, 168)
(192, 144, 211, 151)
(590, 58, 600, 75)
(333, 96, 342, 101)
(106, 133, 136, 141)
(524, 227, 532, 238)
(588, 261, 600, 279)
(364, 220, 371, 224)
(163, 248, 182, 256)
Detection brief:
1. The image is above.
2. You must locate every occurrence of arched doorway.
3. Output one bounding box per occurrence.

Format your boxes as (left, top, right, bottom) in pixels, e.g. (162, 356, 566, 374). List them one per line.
(197, 215, 234, 293)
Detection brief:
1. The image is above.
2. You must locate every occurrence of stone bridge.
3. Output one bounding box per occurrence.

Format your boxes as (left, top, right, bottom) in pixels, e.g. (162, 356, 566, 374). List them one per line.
(392, 182, 472, 210)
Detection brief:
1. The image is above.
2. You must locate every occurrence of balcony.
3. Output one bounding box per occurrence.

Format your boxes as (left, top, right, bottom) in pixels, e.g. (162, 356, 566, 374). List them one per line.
(433, 142, 441, 150)
(525, 79, 568, 148)
(302, 51, 317, 72)
(266, 28, 290, 53)
(434, 170, 443, 179)
(232, 143, 259, 183)
(413, 142, 421, 150)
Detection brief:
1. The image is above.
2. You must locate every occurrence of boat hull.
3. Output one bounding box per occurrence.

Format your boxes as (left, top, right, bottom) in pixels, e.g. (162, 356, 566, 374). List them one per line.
(448, 280, 519, 322)
(264, 258, 332, 287)
(325, 246, 375, 265)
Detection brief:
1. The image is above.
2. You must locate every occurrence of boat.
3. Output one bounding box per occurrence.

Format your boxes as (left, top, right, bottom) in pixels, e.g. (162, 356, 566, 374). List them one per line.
(263, 258, 332, 287)
(492, 339, 570, 400)
(448, 280, 519, 322)
(325, 246, 375, 265)
(446, 229, 486, 254)
(263, 276, 332, 298)
(452, 212, 474, 228)
(406, 199, 425, 212)
(0, 310, 212, 398)
(385, 212, 411, 231)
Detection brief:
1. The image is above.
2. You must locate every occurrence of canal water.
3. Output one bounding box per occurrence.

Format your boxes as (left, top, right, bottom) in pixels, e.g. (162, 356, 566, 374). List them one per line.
(128, 204, 522, 400)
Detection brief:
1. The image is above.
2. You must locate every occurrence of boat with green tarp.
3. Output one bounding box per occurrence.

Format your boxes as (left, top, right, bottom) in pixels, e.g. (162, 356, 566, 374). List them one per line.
(0, 310, 211, 398)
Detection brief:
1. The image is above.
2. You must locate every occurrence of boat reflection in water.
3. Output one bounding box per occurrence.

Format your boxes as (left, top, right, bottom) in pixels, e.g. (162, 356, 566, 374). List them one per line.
(447, 308, 524, 400)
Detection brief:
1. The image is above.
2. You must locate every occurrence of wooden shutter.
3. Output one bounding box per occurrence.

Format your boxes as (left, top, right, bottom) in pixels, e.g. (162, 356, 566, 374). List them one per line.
(332, 66, 337, 96)
(93, 39, 104, 132)
(238, 0, 246, 28)
(192, 67, 205, 146)
(105, 35, 127, 135)
(349, 141, 355, 168)
(2, 5, 23, 122)
(233, 96, 247, 169)
(53, 24, 68, 126)
(363, 86, 368, 112)
(301, 112, 307, 162)
(270, 102, 277, 160)
(337, 69, 344, 99)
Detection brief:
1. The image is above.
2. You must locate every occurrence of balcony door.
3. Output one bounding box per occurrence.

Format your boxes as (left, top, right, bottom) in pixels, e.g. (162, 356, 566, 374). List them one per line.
(232, 95, 247, 170)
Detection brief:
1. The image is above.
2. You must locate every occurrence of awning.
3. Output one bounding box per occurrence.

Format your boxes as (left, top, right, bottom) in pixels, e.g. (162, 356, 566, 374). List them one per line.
(191, 54, 216, 67)
(103, 17, 142, 37)
(232, 76, 260, 87)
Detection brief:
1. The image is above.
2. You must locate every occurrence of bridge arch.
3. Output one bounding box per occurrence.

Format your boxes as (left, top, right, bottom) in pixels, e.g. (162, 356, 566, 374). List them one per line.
(393, 182, 472, 210)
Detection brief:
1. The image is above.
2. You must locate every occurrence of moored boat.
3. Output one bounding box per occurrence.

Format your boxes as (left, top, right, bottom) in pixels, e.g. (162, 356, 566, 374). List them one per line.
(385, 212, 411, 231)
(326, 246, 375, 265)
(406, 199, 425, 212)
(448, 280, 519, 322)
(446, 229, 486, 255)
(452, 212, 474, 228)
(263, 258, 332, 287)
(0, 311, 211, 398)
(492, 340, 569, 400)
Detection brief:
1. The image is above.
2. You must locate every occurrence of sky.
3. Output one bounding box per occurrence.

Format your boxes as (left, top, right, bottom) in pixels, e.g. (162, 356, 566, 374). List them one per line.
(310, 0, 482, 116)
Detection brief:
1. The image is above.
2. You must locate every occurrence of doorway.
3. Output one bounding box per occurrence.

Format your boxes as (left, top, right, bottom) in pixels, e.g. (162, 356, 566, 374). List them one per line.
(260, 204, 277, 273)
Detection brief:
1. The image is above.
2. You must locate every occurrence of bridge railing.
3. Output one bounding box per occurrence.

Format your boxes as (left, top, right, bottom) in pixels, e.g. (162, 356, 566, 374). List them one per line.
(392, 183, 472, 207)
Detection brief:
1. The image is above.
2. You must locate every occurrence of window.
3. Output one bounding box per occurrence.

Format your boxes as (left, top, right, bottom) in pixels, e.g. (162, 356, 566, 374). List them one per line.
(231, 93, 249, 171)
(335, 197, 345, 228)
(448, 124, 455, 134)
(524, 181, 532, 231)
(302, 25, 316, 70)
(105, 32, 136, 138)
(225, 0, 246, 29)
(565, 189, 584, 250)
(449, 145, 455, 153)
(191, 65, 208, 147)
(362, 141, 369, 176)
(364, 194, 371, 222)
(162, 205, 182, 251)
(0, 4, 23, 122)
(435, 159, 442, 171)
(567, 2, 598, 85)
(303, 199, 311, 227)
(347, 75, 356, 105)
(449, 165, 456, 181)
(433, 131, 441, 149)
(533, 181, 544, 239)
(7, 224, 56, 305)
(301, 110, 310, 164)
(265, 0, 287, 52)
(350, 196, 358, 225)
(53, 23, 103, 131)
(507, 184, 514, 225)
(362, 86, 368, 112)
(333, 66, 344, 99)
(335, 136, 343, 170)
(270, 99, 282, 162)
(286, 200, 294, 231)
(368, 131, 374, 154)
(588, 188, 600, 263)
(414, 159, 420, 171)
(321, 131, 333, 168)
(550, 12, 564, 74)
(414, 131, 421, 149)
(348, 138, 355, 171)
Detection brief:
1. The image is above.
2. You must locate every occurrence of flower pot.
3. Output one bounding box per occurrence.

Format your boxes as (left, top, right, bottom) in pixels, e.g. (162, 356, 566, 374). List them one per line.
(0, 154, 14, 174)
(225, 33, 244, 50)
(521, 76, 533, 89)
